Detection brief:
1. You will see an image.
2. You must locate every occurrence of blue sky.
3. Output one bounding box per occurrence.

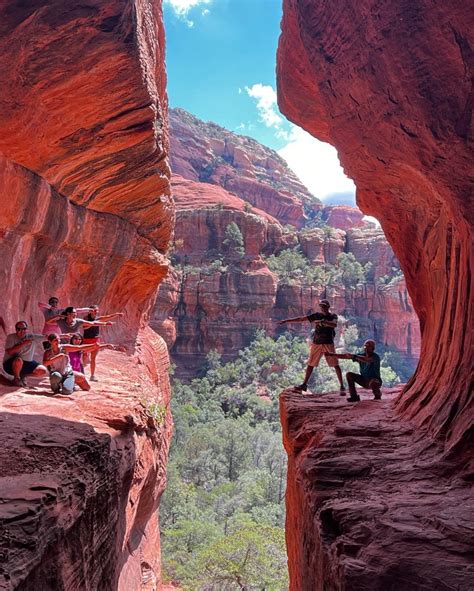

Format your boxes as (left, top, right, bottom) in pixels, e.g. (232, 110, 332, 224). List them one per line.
(164, 0, 356, 204)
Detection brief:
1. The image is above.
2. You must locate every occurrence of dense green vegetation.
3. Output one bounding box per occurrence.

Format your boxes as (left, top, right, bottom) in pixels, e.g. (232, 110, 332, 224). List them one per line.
(265, 248, 372, 288)
(160, 329, 403, 589)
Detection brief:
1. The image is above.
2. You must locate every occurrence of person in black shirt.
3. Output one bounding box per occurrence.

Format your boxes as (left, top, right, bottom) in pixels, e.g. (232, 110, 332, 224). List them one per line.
(279, 299, 345, 393)
(82, 305, 123, 381)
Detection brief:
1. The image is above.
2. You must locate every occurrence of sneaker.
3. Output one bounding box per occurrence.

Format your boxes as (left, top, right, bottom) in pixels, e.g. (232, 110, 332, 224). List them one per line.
(347, 395, 360, 402)
(12, 377, 23, 387)
(294, 383, 308, 392)
(339, 386, 346, 396)
(90, 375, 98, 382)
(73, 385, 80, 391)
(20, 378, 28, 388)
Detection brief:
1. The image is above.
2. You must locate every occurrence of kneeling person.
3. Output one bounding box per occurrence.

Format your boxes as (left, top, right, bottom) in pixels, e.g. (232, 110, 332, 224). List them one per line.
(327, 339, 382, 402)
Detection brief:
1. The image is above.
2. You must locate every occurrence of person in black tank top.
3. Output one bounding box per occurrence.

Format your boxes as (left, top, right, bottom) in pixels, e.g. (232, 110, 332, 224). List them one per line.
(81, 305, 124, 381)
(279, 299, 346, 393)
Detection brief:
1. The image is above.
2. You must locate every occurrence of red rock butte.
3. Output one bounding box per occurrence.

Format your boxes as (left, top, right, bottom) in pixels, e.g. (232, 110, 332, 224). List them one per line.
(0, 1, 174, 589)
(278, 1, 473, 589)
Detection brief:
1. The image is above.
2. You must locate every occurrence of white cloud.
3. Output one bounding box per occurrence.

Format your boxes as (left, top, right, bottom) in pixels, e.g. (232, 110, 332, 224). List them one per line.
(278, 126, 357, 202)
(245, 84, 284, 129)
(165, 0, 212, 26)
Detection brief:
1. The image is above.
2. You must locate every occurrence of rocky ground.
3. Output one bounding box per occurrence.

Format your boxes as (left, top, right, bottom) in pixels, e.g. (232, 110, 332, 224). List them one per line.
(280, 388, 474, 591)
(0, 330, 172, 591)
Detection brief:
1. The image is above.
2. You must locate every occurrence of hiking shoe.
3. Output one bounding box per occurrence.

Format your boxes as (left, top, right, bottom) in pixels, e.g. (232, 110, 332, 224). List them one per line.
(373, 393, 382, 400)
(339, 387, 346, 396)
(90, 375, 98, 382)
(20, 378, 28, 388)
(347, 395, 360, 402)
(12, 377, 23, 387)
(294, 383, 308, 392)
(73, 385, 80, 391)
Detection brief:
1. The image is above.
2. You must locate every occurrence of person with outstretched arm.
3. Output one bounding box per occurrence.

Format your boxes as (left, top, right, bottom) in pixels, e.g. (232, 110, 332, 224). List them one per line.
(326, 339, 382, 402)
(38, 297, 90, 335)
(81, 305, 124, 382)
(279, 299, 345, 393)
(43, 333, 116, 395)
(3, 321, 48, 387)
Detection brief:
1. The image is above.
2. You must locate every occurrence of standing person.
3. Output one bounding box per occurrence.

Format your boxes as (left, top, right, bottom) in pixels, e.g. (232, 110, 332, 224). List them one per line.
(56, 307, 113, 337)
(82, 305, 123, 382)
(3, 321, 48, 387)
(279, 299, 345, 393)
(38, 298, 90, 335)
(326, 339, 382, 402)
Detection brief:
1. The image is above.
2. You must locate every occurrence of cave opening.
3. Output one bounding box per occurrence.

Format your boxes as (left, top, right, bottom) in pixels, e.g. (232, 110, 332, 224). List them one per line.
(156, 1, 425, 588)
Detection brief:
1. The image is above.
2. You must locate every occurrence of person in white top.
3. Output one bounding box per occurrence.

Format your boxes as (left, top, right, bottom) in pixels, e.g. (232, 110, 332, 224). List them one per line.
(3, 321, 48, 387)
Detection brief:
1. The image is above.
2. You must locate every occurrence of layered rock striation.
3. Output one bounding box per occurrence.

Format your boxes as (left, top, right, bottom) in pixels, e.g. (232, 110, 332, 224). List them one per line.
(0, 1, 174, 588)
(278, 1, 473, 588)
(278, 0, 472, 450)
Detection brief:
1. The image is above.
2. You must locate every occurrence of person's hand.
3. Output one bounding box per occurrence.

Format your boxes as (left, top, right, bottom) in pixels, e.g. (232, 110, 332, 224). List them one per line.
(278, 320, 286, 325)
(106, 321, 114, 326)
(105, 344, 115, 350)
(116, 312, 124, 317)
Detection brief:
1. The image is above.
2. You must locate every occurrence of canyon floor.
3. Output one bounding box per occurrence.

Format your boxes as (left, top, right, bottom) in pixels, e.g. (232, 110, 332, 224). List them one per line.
(280, 388, 474, 591)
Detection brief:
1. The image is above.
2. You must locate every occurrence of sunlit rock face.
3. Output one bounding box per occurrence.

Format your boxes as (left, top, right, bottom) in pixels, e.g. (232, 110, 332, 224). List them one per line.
(278, 0, 472, 449)
(0, 1, 174, 588)
(278, 1, 472, 589)
(169, 108, 315, 227)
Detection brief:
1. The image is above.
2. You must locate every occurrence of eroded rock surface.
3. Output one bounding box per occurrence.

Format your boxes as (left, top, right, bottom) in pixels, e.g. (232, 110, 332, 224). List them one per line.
(277, 1, 473, 588)
(280, 390, 474, 591)
(0, 332, 172, 591)
(0, 1, 173, 588)
(278, 0, 473, 449)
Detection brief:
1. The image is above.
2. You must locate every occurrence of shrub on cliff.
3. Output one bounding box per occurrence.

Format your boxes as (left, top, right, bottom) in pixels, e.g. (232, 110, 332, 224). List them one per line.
(223, 222, 245, 261)
(265, 246, 330, 286)
(332, 252, 372, 288)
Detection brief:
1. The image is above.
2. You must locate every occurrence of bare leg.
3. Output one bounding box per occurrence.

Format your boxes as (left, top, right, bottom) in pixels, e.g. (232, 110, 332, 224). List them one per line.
(90, 349, 98, 379)
(11, 357, 22, 379)
(303, 365, 314, 386)
(334, 365, 345, 391)
(74, 371, 90, 391)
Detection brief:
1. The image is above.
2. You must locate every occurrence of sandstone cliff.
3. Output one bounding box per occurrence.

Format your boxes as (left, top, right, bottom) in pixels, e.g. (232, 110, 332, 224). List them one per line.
(277, 0, 473, 588)
(0, 1, 173, 589)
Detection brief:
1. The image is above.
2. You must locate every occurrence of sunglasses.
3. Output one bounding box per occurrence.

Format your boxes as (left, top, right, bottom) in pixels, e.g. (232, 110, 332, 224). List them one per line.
(16, 326, 28, 331)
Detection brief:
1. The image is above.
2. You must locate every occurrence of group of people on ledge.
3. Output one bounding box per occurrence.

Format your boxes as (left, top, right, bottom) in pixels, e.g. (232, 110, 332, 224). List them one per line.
(279, 299, 382, 402)
(2, 297, 123, 395)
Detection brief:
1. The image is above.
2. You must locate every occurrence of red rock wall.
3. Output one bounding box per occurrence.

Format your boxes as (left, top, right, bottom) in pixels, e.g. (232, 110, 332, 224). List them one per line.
(0, 1, 174, 588)
(277, 0, 473, 451)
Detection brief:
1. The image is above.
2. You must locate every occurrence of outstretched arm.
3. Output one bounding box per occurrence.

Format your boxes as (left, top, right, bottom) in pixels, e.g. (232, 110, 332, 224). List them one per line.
(64, 343, 116, 353)
(279, 316, 308, 325)
(326, 352, 354, 360)
(82, 320, 114, 328)
(97, 312, 124, 322)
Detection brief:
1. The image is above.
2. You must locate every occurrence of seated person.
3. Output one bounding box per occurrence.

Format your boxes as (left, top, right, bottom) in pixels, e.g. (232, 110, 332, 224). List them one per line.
(326, 339, 382, 402)
(57, 307, 113, 336)
(3, 321, 48, 387)
(38, 298, 89, 335)
(43, 333, 115, 394)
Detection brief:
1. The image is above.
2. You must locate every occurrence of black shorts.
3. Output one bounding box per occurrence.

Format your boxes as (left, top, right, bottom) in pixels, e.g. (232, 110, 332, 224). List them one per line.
(3, 358, 39, 377)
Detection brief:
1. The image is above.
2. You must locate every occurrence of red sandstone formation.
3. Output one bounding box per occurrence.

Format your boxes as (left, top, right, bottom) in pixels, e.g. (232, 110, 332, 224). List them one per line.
(278, 1, 473, 588)
(321, 205, 366, 231)
(0, 334, 172, 590)
(0, 1, 173, 588)
(169, 108, 317, 227)
(280, 389, 474, 591)
(278, 0, 472, 449)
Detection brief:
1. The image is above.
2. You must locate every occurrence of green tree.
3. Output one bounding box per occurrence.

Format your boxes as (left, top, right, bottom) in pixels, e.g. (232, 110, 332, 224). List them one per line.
(192, 525, 288, 590)
(224, 222, 245, 261)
